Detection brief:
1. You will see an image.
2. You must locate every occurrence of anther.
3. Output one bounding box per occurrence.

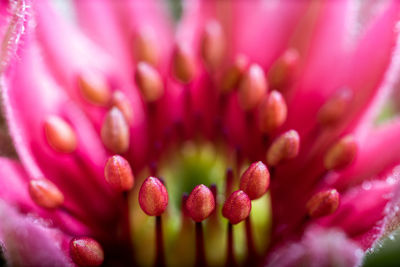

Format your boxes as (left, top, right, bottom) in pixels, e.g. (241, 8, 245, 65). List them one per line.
(222, 190, 251, 224)
(104, 155, 134, 192)
(240, 162, 270, 200)
(306, 189, 340, 218)
(221, 55, 249, 93)
(267, 48, 299, 91)
(324, 135, 357, 171)
(201, 20, 225, 70)
(318, 89, 353, 127)
(238, 64, 268, 110)
(267, 130, 300, 166)
(135, 62, 164, 102)
(70, 237, 104, 267)
(138, 177, 168, 216)
(29, 178, 64, 209)
(101, 107, 130, 154)
(78, 72, 111, 106)
(259, 90, 287, 133)
(110, 91, 134, 124)
(44, 116, 77, 153)
(186, 184, 216, 222)
(172, 43, 197, 84)
(133, 28, 159, 65)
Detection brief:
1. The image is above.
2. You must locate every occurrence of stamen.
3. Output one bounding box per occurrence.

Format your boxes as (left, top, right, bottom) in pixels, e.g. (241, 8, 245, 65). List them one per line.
(78, 72, 111, 106)
(172, 43, 197, 84)
(155, 216, 166, 267)
(138, 176, 168, 216)
(318, 88, 353, 127)
(306, 189, 340, 218)
(259, 90, 287, 133)
(44, 116, 77, 153)
(110, 91, 134, 124)
(324, 135, 357, 171)
(225, 168, 234, 198)
(267, 130, 300, 166)
(186, 184, 216, 222)
(221, 54, 248, 93)
(239, 161, 270, 200)
(135, 62, 164, 102)
(195, 222, 206, 267)
(267, 48, 299, 91)
(133, 28, 159, 66)
(226, 223, 236, 267)
(222, 190, 251, 224)
(238, 64, 268, 111)
(29, 178, 64, 209)
(70, 237, 104, 267)
(101, 107, 130, 154)
(201, 20, 225, 70)
(104, 155, 134, 192)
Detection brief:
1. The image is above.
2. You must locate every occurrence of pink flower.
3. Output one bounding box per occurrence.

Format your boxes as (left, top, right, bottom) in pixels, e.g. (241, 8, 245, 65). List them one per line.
(0, 0, 400, 266)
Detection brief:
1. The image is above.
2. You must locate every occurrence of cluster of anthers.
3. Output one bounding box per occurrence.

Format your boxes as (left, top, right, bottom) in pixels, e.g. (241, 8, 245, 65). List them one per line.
(26, 17, 359, 267)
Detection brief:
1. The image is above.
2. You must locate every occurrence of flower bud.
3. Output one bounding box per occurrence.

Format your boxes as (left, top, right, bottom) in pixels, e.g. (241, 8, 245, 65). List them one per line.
(172, 43, 197, 84)
(78, 72, 111, 106)
(104, 155, 134, 192)
(44, 116, 77, 153)
(29, 178, 64, 209)
(259, 90, 287, 133)
(222, 190, 251, 224)
(139, 177, 168, 216)
(221, 54, 249, 93)
(101, 107, 130, 154)
(324, 135, 357, 171)
(238, 64, 268, 110)
(70, 237, 104, 267)
(201, 20, 225, 70)
(186, 184, 215, 222)
(110, 91, 134, 125)
(135, 62, 164, 102)
(267, 48, 299, 91)
(240, 161, 270, 200)
(306, 189, 340, 218)
(267, 130, 300, 166)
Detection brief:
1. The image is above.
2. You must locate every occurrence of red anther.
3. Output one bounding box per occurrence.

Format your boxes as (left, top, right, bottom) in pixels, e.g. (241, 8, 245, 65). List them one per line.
(101, 107, 130, 154)
(318, 88, 353, 127)
(135, 62, 164, 102)
(133, 28, 159, 66)
(44, 116, 77, 153)
(29, 178, 64, 209)
(172, 43, 197, 84)
(186, 184, 216, 222)
(259, 90, 287, 133)
(267, 130, 300, 166)
(70, 237, 104, 267)
(110, 91, 134, 124)
(221, 54, 249, 93)
(222, 190, 251, 224)
(238, 64, 268, 110)
(239, 161, 270, 200)
(267, 48, 299, 91)
(324, 135, 357, 171)
(139, 177, 168, 216)
(201, 20, 225, 70)
(78, 72, 111, 106)
(104, 155, 134, 192)
(306, 189, 340, 218)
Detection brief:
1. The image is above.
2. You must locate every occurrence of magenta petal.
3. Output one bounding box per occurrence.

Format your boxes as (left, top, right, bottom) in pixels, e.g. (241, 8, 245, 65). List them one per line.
(1, 19, 121, 228)
(233, 0, 309, 68)
(267, 226, 362, 267)
(0, 201, 72, 266)
(320, 180, 394, 249)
